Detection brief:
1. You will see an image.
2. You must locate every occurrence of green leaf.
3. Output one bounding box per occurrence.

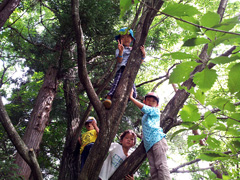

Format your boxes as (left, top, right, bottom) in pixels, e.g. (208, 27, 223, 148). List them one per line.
(215, 123, 227, 131)
(162, 2, 200, 17)
(162, 52, 200, 60)
(210, 55, 240, 65)
(206, 136, 221, 149)
(214, 16, 240, 32)
(207, 43, 215, 55)
(222, 175, 232, 180)
(200, 12, 220, 40)
(208, 97, 235, 112)
(183, 38, 210, 47)
(198, 151, 229, 161)
(187, 134, 207, 147)
(177, 16, 200, 32)
(215, 34, 240, 46)
(120, 0, 139, 19)
(200, 12, 220, 28)
(193, 67, 217, 92)
(227, 128, 240, 136)
(231, 140, 240, 151)
(228, 63, 240, 94)
(180, 104, 201, 122)
(181, 122, 195, 128)
(190, 89, 205, 105)
(169, 61, 199, 83)
(227, 113, 240, 126)
(204, 111, 217, 128)
(170, 128, 189, 141)
(232, 46, 240, 54)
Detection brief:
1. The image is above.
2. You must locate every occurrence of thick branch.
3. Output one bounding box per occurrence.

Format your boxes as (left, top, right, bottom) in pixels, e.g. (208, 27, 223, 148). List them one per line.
(71, 0, 103, 118)
(0, 96, 43, 179)
(0, 0, 21, 28)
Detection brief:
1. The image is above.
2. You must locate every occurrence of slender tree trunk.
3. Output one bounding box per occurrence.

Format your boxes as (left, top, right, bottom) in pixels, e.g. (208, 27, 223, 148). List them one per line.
(58, 69, 81, 180)
(0, 0, 21, 28)
(15, 67, 59, 179)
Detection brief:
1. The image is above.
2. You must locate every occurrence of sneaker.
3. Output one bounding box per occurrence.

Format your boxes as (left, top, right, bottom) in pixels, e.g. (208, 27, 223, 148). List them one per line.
(103, 99, 112, 109)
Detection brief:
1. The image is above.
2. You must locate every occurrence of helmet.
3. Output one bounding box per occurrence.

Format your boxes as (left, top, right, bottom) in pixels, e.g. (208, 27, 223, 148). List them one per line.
(85, 116, 97, 124)
(145, 92, 159, 104)
(115, 27, 135, 42)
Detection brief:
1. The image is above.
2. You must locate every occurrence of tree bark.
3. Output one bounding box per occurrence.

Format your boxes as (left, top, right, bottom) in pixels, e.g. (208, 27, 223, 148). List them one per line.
(0, 0, 21, 28)
(15, 66, 59, 179)
(0, 96, 43, 180)
(58, 69, 81, 180)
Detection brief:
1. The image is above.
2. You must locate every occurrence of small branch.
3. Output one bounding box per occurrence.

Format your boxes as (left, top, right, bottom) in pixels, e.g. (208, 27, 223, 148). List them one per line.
(9, 27, 56, 51)
(136, 63, 178, 87)
(172, 166, 213, 173)
(160, 12, 240, 36)
(136, 74, 167, 87)
(170, 158, 201, 173)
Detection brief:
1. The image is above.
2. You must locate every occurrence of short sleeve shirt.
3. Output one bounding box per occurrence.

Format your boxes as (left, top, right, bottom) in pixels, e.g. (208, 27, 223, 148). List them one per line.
(80, 129, 97, 154)
(141, 105, 166, 152)
(115, 47, 132, 71)
(99, 143, 127, 180)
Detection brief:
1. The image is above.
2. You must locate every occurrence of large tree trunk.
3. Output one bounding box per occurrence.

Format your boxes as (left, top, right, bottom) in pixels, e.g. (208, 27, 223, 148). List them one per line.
(15, 67, 59, 179)
(58, 69, 81, 180)
(0, 0, 21, 28)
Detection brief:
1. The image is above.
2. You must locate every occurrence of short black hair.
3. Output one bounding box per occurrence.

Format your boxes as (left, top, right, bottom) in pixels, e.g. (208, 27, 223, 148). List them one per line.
(120, 129, 137, 145)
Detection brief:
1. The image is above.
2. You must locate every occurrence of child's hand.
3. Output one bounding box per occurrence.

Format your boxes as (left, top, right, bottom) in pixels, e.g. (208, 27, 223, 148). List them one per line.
(129, 89, 134, 99)
(125, 174, 134, 180)
(140, 45, 146, 58)
(118, 40, 124, 53)
(91, 120, 96, 126)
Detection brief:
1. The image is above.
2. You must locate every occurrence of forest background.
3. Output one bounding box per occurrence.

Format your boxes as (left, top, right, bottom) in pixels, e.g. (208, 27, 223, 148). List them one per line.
(0, 0, 240, 179)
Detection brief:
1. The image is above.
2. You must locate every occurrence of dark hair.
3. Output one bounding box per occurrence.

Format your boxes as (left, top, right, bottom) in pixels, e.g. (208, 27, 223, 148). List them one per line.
(120, 129, 137, 145)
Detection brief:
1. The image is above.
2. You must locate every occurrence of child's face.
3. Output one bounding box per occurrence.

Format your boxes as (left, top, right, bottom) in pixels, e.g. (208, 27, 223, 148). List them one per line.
(144, 97, 158, 107)
(120, 34, 133, 47)
(85, 122, 94, 131)
(120, 133, 135, 149)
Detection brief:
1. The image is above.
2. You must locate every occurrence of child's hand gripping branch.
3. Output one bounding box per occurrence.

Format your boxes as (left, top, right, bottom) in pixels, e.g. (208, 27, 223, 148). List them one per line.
(129, 89, 143, 109)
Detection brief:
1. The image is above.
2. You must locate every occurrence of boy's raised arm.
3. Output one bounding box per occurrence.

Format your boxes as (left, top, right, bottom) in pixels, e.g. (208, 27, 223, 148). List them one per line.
(129, 89, 144, 109)
(92, 120, 99, 134)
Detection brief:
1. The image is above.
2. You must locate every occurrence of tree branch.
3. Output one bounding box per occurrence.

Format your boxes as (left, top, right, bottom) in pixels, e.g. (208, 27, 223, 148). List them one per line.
(0, 96, 43, 180)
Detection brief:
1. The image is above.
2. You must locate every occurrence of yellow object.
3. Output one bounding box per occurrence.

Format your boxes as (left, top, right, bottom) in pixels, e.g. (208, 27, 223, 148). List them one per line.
(80, 129, 97, 154)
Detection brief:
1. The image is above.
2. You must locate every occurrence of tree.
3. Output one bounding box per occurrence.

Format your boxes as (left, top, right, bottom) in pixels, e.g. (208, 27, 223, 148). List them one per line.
(0, 0, 240, 179)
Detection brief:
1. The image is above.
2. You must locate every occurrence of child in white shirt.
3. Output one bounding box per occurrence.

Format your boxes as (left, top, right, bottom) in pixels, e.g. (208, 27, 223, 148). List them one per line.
(99, 130, 136, 180)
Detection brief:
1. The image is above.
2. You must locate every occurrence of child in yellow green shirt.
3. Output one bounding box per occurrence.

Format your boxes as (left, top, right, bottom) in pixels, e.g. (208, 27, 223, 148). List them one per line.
(79, 116, 99, 171)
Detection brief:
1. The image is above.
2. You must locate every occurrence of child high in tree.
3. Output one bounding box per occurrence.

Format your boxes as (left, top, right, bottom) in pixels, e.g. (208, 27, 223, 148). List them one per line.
(103, 27, 146, 109)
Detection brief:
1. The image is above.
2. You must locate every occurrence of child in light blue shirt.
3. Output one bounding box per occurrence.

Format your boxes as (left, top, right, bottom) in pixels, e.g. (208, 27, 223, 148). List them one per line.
(129, 91, 171, 180)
